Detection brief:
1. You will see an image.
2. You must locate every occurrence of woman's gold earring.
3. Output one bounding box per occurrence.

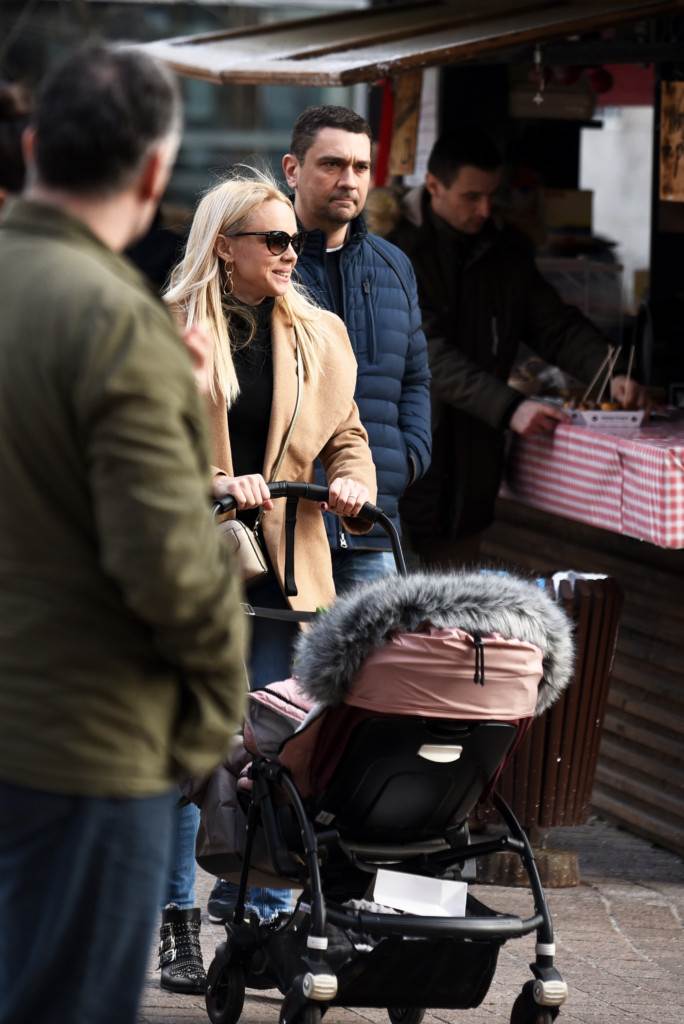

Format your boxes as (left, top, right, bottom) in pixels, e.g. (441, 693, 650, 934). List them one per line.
(223, 263, 234, 297)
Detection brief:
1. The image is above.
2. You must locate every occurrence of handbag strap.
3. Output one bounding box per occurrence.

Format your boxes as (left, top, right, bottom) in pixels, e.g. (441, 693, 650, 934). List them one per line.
(253, 340, 306, 603)
(239, 342, 307, 606)
(252, 342, 303, 552)
(258, 340, 304, 528)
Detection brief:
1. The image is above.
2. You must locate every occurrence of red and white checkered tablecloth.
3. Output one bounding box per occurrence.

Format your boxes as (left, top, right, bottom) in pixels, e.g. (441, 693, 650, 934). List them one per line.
(504, 415, 684, 549)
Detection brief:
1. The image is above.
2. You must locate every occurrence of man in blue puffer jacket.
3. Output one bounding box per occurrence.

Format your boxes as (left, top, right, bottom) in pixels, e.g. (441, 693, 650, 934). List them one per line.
(282, 106, 431, 591)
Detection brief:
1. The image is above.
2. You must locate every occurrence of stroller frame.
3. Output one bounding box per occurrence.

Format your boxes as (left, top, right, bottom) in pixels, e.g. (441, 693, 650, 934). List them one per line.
(206, 483, 568, 1024)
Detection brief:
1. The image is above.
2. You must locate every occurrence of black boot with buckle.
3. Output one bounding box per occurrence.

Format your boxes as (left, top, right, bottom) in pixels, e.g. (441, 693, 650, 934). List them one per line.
(158, 903, 207, 994)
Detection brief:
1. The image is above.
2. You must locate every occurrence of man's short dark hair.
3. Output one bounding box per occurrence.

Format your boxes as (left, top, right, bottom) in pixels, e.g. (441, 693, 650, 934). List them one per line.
(34, 44, 180, 196)
(428, 127, 503, 187)
(290, 105, 372, 162)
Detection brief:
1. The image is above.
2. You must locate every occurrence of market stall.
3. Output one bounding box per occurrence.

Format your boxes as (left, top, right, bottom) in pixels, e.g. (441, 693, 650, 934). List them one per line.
(482, 417, 684, 857)
(135, 0, 684, 859)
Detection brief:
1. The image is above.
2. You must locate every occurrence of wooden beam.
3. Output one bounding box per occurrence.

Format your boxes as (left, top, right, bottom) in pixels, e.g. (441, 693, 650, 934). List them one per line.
(141, 0, 679, 87)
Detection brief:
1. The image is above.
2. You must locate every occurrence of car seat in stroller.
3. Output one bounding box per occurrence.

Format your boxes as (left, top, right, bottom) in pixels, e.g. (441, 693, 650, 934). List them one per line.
(204, 484, 573, 1024)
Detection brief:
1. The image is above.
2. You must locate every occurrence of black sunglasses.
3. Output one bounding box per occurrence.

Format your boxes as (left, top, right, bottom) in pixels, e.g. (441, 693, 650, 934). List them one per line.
(229, 230, 307, 256)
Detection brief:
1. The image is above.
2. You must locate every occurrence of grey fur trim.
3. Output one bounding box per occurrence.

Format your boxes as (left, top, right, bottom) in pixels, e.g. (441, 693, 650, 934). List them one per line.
(293, 571, 574, 717)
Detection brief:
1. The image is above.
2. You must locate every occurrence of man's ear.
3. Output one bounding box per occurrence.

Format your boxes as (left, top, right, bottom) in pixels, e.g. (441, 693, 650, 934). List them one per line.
(282, 152, 299, 191)
(424, 171, 441, 199)
(137, 144, 172, 204)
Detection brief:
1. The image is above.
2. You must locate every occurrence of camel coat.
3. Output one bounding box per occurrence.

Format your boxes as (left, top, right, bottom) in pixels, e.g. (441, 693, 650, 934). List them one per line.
(208, 304, 377, 614)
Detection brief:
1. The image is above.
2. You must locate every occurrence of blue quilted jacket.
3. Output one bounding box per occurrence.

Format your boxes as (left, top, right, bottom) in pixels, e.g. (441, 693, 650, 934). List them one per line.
(296, 215, 431, 550)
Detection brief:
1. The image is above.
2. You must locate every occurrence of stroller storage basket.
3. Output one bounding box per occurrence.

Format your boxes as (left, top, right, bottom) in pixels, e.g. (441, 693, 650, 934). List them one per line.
(266, 895, 504, 1010)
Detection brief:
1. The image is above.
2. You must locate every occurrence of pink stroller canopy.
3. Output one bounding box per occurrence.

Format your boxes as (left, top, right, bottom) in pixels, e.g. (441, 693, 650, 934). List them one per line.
(347, 627, 542, 721)
(280, 630, 539, 795)
(291, 570, 573, 717)
(249, 572, 574, 797)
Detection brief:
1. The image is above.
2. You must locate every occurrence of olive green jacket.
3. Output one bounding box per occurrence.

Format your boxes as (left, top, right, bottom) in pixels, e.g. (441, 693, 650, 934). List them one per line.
(0, 200, 247, 797)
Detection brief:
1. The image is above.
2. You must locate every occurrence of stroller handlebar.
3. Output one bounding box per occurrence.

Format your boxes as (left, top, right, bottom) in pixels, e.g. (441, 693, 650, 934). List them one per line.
(212, 480, 384, 525)
(212, 480, 407, 578)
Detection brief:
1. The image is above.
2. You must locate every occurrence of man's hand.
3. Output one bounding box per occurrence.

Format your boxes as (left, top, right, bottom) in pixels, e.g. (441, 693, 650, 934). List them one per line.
(323, 478, 370, 518)
(212, 472, 273, 511)
(509, 399, 568, 437)
(182, 324, 212, 395)
(610, 375, 651, 411)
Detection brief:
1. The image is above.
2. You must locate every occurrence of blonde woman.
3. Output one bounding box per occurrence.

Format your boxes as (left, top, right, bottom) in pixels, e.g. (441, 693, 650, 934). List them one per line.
(165, 173, 376, 927)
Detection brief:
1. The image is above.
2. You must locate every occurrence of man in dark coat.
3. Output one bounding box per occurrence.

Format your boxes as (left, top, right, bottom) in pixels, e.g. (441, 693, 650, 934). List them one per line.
(389, 127, 645, 566)
(282, 106, 431, 591)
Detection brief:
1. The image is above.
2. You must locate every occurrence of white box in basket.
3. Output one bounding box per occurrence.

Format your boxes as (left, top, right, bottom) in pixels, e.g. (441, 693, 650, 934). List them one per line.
(373, 868, 467, 917)
(570, 409, 644, 428)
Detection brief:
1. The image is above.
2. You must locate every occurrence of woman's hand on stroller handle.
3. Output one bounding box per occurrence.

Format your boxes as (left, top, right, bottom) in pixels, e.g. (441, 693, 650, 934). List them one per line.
(321, 477, 370, 519)
(212, 472, 274, 511)
(212, 479, 383, 524)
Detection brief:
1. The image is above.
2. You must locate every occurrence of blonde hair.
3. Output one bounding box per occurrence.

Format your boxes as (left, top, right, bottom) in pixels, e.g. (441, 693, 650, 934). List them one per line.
(165, 170, 330, 405)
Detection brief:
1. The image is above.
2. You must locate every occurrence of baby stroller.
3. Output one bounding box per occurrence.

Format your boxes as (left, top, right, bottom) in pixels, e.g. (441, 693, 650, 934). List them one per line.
(204, 483, 573, 1024)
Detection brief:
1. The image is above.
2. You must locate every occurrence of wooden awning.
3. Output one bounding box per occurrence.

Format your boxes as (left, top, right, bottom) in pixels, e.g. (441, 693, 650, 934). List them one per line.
(140, 0, 679, 86)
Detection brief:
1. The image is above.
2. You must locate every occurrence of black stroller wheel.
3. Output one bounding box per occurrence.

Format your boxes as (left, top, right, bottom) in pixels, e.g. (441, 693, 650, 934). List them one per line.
(388, 1008, 426, 1024)
(206, 957, 245, 1024)
(279, 988, 324, 1024)
(285, 1006, 322, 1024)
(510, 981, 560, 1024)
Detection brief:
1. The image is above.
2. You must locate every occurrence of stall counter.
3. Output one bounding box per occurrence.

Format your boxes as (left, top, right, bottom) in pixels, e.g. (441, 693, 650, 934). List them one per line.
(503, 413, 684, 549)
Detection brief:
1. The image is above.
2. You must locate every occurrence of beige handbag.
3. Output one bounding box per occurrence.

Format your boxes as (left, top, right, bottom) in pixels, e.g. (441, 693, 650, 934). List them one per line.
(216, 518, 268, 583)
(217, 343, 303, 584)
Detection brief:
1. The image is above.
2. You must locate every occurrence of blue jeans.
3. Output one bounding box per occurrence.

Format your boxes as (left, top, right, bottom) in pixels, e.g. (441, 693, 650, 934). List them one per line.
(247, 572, 299, 689)
(163, 798, 200, 909)
(211, 572, 297, 919)
(0, 779, 174, 1024)
(332, 549, 396, 595)
(217, 881, 294, 921)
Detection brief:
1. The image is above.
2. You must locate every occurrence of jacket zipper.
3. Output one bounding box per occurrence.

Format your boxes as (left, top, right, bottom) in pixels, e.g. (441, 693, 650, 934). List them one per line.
(337, 252, 347, 321)
(362, 279, 378, 363)
(472, 633, 485, 686)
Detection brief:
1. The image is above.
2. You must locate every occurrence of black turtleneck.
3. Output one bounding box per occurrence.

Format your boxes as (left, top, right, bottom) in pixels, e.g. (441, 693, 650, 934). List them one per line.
(227, 296, 274, 525)
(324, 247, 343, 316)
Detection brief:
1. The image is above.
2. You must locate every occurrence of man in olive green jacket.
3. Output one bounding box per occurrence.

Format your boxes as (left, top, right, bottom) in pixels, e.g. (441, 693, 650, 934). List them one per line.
(0, 46, 246, 1024)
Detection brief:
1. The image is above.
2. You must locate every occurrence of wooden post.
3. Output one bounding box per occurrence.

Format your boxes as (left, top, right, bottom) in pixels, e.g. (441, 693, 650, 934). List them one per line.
(659, 81, 684, 201)
(389, 70, 423, 177)
(374, 78, 394, 188)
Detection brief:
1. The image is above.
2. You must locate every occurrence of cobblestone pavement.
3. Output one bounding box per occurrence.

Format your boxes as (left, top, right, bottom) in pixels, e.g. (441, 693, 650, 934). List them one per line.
(138, 818, 684, 1024)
